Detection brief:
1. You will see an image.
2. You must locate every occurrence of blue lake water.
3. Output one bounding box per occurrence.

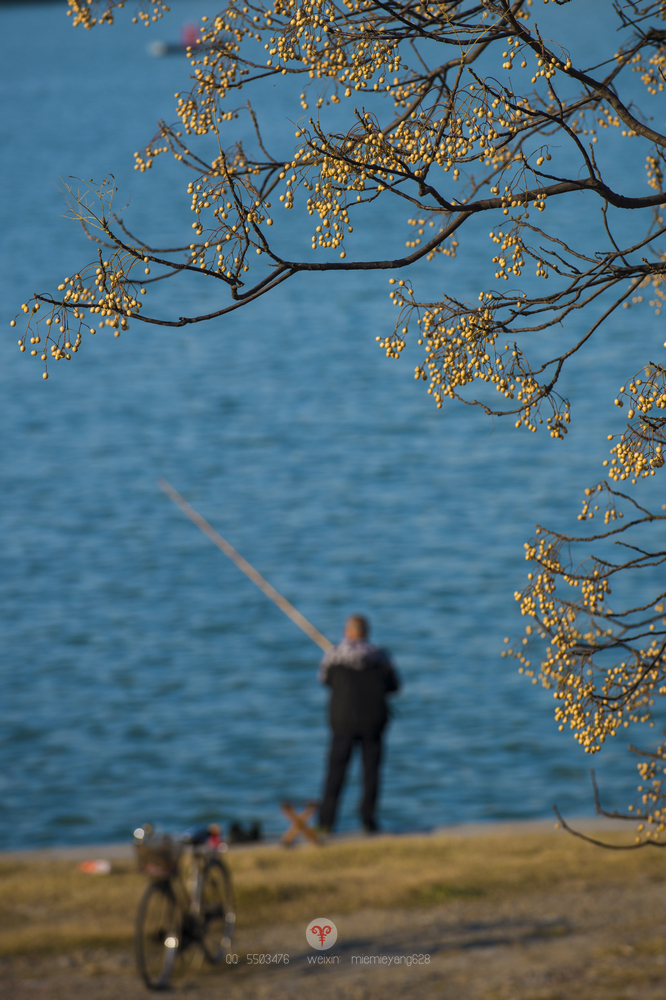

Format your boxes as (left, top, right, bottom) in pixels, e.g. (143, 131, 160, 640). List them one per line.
(0, 1, 664, 848)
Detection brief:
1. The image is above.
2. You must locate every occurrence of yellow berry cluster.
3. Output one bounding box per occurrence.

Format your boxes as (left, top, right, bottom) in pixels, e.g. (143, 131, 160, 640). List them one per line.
(66, 0, 169, 29)
(12, 179, 150, 375)
(606, 366, 666, 482)
(508, 514, 666, 756)
(629, 747, 666, 843)
(381, 272, 570, 433)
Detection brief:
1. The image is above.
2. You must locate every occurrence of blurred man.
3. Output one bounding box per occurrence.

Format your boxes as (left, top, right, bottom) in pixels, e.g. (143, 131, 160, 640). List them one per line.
(318, 615, 400, 833)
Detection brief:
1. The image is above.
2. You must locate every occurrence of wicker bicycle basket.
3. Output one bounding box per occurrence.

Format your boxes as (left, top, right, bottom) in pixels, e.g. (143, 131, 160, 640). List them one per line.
(135, 835, 182, 879)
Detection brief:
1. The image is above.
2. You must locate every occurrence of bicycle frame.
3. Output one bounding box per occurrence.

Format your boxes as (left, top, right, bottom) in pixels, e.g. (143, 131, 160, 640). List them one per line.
(134, 824, 235, 989)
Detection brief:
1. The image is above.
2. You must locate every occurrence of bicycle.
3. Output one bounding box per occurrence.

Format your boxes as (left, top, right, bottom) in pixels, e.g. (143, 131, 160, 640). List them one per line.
(133, 822, 236, 990)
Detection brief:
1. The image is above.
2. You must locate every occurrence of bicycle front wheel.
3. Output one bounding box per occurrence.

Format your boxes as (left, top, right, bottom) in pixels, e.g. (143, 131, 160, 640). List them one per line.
(135, 881, 181, 990)
(200, 857, 236, 963)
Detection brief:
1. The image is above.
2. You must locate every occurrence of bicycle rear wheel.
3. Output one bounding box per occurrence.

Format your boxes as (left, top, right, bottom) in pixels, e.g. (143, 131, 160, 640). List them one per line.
(200, 857, 236, 963)
(135, 881, 181, 989)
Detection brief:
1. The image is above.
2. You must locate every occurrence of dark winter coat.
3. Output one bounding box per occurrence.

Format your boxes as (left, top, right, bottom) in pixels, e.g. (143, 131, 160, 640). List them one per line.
(319, 640, 400, 737)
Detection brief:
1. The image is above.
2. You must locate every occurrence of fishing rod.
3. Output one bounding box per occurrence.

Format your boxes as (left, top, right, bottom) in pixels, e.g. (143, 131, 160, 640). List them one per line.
(158, 478, 334, 653)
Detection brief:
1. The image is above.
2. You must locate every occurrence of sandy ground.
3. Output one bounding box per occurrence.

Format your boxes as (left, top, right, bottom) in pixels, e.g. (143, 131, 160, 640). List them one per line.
(3, 830, 666, 1000)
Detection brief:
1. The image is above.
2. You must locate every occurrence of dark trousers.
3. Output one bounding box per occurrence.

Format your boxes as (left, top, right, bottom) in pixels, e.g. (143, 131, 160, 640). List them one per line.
(319, 731, 383, 830)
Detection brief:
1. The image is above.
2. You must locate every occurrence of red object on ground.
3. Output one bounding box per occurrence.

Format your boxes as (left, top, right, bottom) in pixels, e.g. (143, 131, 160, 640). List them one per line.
(77, 859, 112, 875)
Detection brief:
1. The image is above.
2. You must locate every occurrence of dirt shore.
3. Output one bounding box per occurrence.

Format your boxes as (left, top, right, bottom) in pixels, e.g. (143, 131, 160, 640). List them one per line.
(2, 819, 665, 1000)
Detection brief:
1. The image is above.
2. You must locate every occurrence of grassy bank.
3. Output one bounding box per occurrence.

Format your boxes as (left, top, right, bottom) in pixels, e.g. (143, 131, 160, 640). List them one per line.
(1, 828, 664, 958)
